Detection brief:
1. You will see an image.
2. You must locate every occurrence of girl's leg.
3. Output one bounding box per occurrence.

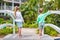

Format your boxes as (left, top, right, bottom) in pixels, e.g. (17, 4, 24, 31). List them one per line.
(18, 28, 22, 36)
(16, 22, 22, 37)
(39, 29, 43, 36)
(39, 23, 44, 36)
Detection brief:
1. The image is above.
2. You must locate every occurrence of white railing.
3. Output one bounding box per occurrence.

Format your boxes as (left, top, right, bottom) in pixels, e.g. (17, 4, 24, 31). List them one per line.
(0, 6, 4, 10)
(14, 0, 20, 2)
(8, 0, 20, 2)
(6, 6, 12, 10)
(0, 10, 15, 34)
(0, 6, 12, 10)
(4, 0, 20, 3)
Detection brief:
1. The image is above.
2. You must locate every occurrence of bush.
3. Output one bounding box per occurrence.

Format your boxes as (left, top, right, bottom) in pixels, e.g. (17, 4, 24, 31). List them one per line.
(0, 18, 12, 24)
(44, 26, 58, 36)
(29, 23, 37, 28)
(20, 0, 38, 28)
(23, 23, 38, 28)
(0, 18, 4, 24)
(23, 23, 29, 28)
(45, 14, 60, 27)
(0, 26, 18, 36)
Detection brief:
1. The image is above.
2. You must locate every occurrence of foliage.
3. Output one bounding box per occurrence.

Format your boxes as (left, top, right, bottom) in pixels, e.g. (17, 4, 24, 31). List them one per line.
(20, 0, 39, 28)
(45, 14, 60, 27)
(44, 26, 58, 36)
(23, 23, 38, 28)
(0, 27, 18, 35)
(43, 0, 60, 27)
(0, 18, 12, 24)
(0, 18, 17, 36)
(0, 18, 4, 24)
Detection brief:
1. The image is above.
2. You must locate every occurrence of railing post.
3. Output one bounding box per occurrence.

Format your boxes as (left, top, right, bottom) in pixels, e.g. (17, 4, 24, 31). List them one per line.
(7, 11, 15, 35)
(13, 20, 15, 35)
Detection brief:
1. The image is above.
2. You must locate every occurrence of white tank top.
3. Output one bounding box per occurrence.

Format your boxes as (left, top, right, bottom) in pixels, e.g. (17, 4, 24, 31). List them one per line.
(15, 11, 24, 22)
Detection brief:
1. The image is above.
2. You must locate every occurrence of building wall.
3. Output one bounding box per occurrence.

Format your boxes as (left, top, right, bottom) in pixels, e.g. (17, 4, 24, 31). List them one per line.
(0, 0, 27, 16)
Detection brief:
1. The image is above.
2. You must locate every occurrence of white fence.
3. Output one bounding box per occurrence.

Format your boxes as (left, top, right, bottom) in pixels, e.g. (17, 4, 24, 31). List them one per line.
(0, 6, 12, 10)
(4, 0, 20, 3)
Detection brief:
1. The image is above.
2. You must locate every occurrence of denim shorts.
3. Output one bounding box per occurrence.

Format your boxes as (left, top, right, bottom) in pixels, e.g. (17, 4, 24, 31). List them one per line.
(39, 23, 45, 29)
(16, 22, 22, 28)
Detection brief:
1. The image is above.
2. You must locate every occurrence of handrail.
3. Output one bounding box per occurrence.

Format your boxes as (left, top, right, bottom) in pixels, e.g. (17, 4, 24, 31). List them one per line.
(0, 24, 13, 29)
(42, 10, 60, 35)
(44, 24, 60, 33)
(0, 10, 15, 34)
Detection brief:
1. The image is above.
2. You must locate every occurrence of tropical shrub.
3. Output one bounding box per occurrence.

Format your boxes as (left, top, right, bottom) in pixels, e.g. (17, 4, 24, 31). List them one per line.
(0, 27, 18, 36)
(44, 26, 58, 36)
(20, 0, 39, 28)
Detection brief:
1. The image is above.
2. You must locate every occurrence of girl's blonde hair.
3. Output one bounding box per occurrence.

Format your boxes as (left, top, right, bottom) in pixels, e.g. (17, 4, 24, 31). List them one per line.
(13, 6, 20, 11)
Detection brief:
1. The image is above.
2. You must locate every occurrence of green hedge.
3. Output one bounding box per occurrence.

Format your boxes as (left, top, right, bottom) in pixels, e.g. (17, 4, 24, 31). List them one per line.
(0, 27, 18, 36)
(0, 18, 12, 24)
(44, 26, 58, 36)
(23, 23, 38, 28)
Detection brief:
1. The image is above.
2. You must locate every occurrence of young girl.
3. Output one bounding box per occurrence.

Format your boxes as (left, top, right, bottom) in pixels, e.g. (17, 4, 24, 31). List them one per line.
(14, 6, 24, 37)
(37, 8, 51, 36)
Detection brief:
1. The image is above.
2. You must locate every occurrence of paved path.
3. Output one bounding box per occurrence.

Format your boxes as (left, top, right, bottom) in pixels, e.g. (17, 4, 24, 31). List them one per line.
(1, 28, 54, 40)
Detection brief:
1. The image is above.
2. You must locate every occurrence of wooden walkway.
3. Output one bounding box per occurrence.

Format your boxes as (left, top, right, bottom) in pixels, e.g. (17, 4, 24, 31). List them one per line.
(1, 28, 54, 40)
